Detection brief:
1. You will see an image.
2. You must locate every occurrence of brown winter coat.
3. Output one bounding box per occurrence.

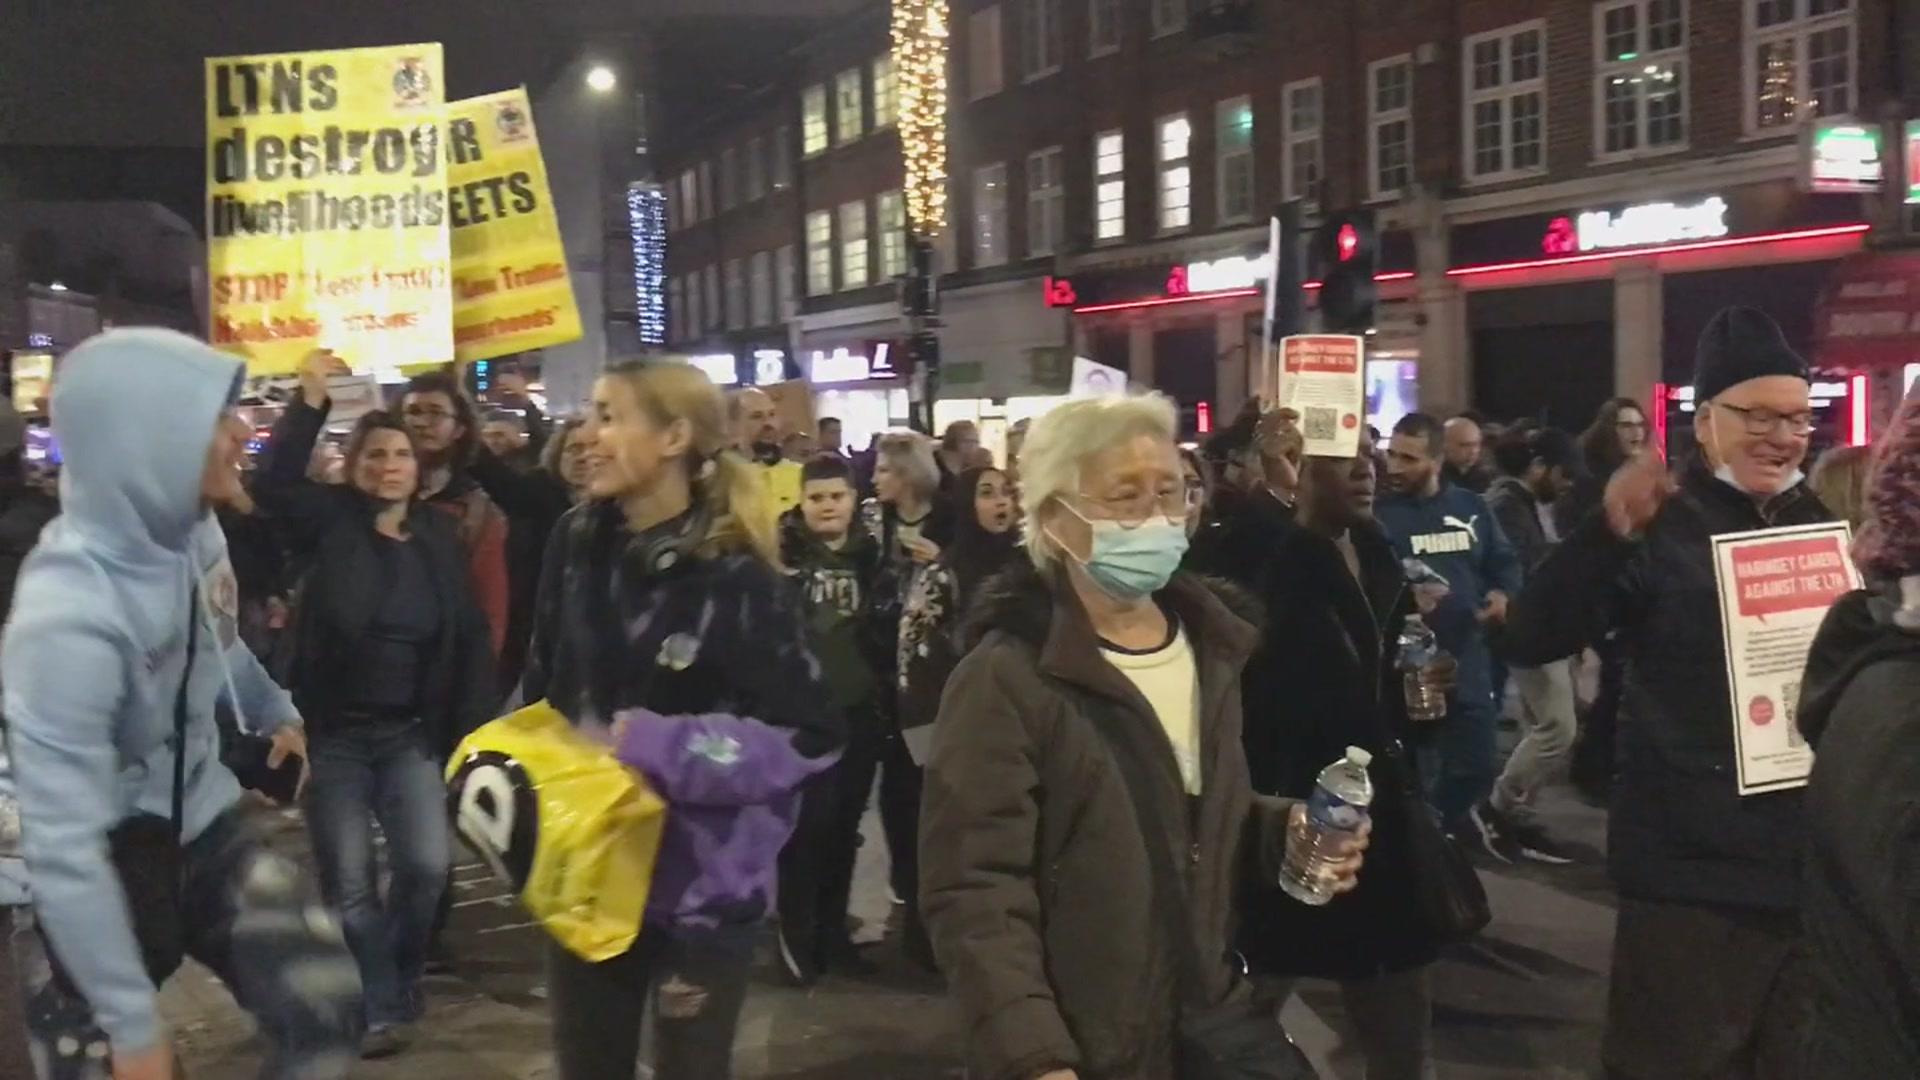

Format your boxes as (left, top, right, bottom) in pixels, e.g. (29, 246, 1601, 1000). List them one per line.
(920, 561, 1297, 1080)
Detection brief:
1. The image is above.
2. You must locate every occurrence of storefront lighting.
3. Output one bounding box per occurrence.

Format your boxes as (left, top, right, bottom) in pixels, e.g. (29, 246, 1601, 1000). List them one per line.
(1849, 373, 1869, 447)
(46, 282, 67, 292)
(1652, 382, 1670, 457)
(686, 353, 739, 386)
(1073, 288, 1260, 314)
(1446, 223, 1871, 279)
(1576, 196, 1729, 252)
(894, 0, 950, 236)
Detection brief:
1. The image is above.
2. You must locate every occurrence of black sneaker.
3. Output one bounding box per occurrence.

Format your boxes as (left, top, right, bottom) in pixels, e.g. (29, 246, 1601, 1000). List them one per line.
(776, 925, 820, 987)
(1467, 799, 1522, 864)
(1508, 820, 1578, 865)
(822, 938, 881, 978)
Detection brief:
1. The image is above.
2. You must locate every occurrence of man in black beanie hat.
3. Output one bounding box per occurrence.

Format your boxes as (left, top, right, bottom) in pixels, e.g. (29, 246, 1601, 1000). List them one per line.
(1501, 305, 1831, 1079)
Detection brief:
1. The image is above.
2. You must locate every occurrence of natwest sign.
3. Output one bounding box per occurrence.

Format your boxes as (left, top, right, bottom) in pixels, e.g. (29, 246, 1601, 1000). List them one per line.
(807, 342, 901, 384)
(1180, 254, 1269, 293)
(1543, 195, 1730, 254)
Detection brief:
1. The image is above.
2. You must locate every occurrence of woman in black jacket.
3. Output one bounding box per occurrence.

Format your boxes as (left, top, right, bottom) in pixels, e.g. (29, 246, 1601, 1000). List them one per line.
(254, 352, 495, 1058)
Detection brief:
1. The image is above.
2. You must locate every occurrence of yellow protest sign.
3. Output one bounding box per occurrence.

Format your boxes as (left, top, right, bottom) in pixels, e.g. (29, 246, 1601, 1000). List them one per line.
(205, 44, 452, 375)
(448, 88, 583, 362)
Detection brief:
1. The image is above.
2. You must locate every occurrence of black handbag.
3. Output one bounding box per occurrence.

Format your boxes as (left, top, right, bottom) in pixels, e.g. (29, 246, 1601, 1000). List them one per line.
(102, 587, 200, 984)
(1069, 685, 1318, 1080)
(1378, 740, 1490, 944)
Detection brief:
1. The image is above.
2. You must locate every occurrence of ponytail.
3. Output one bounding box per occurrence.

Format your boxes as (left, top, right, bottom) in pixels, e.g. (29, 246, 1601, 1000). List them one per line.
(699, 448, 783, 570)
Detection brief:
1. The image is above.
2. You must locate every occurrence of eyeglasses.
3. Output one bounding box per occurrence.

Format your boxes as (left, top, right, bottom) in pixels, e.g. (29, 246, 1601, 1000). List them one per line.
(1072, 484, 1201, 526)
(1712, 401, 1814, 438)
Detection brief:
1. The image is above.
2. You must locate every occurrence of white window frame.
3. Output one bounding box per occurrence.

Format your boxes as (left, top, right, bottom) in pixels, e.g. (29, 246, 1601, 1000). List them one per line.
(802, 85, 829, 156)
(775, 243, 798, 316)
(806, 210, 834, 296)
(972, 162, 1009, 268)
(1022, 0, 1063, 81)
(1594, 0, 1691, 162)
(772, 125, 794, 190)
(719, 146, 739, 211)
(1094, 128, 1126, 243)
(1156, 112, 1192, 233)
(685, 273, 703, 339)
(745, 135, 768, 200)
(1026, 146, 1065, 257)
(749, 251, 773, 327)
(1215, 96, 1254, 225)
(724, 258, 746, 331)
(668, 276, 685, 342)
(1150, 0, 1186, 39)
(702, 265, 720, 331)
(834, 67, 865, 146)
(970, 6, 1005, 100)
(1282, 77, 1322, 209)
(873, 54, 898, 128)
(878, 189, 908, 279)
(1461, 21, 1548, 184)
(1743, 0, 1856, 134)
(1089, 0, 1120, 57)
(1368, 55, 1414, 201)
(840, 199, 871, 290)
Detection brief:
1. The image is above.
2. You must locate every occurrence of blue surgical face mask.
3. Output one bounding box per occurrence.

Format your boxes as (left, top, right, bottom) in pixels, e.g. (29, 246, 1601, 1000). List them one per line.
(1058, 503, 1189, 601)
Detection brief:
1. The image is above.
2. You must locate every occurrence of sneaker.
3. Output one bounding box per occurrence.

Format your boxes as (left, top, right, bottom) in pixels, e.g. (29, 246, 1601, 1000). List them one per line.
(777, 925, 820, 987)
(1508, 820, 1578, 865)
(1467, 800, 1522, 864)
(361, 1024, 411, 1060)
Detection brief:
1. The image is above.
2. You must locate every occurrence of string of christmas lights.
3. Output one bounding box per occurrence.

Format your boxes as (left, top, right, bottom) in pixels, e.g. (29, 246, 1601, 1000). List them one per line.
(892, 0, 949, 237)
(628, 182, 667, 347)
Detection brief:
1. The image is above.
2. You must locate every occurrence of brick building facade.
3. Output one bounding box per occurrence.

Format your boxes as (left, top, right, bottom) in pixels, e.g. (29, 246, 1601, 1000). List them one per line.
(659, 0, 1910, 447)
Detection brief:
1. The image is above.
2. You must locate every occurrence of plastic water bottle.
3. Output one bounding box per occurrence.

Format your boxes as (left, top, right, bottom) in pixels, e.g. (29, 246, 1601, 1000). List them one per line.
(1398, 614, 1449, 722)
(1279, 747, 1374, 906)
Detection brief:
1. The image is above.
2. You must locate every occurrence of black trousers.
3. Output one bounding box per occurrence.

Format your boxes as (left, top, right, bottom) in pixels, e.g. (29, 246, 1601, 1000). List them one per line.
(878, 731, 922, 905)
(777, 706, 883, 965)
(547, 924, 755, 1080)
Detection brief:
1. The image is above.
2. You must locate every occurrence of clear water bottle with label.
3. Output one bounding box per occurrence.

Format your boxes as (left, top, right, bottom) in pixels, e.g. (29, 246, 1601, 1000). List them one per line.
(1279, 746, 1374, 906)
(1398, 614, 1449, 722)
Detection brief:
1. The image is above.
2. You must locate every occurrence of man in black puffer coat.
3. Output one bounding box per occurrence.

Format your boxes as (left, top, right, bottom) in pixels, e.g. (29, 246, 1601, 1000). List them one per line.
(1505, 307, 1831, 1079)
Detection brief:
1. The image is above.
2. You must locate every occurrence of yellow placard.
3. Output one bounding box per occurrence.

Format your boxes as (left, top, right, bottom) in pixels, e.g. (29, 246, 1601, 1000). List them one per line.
(205, 44, 452, 375)
(447, 87, 583, 363)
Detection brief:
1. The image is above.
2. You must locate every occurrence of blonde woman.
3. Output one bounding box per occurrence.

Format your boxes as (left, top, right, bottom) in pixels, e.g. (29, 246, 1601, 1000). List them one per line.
(520, 359, 840, 1079)
(1809, 443, 1872, 531)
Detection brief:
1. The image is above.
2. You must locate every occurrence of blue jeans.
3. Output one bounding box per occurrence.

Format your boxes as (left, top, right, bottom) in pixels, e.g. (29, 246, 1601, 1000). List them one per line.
(305, 719, 450, 1029)
(1421, 688, 1499, 835)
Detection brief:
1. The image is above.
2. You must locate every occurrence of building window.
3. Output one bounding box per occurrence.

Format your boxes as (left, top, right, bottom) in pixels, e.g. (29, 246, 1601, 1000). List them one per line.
(703, 265, 720, 331)
(878, 189, 908, 279)
(1156, 112, 1191, 233)
(724, 258, 746, 331)
(772, 125, 794, 190)
(873, 53, 898, 128)
(719, 146, 739, 211)
(1022, 0, 1063, 80)
(698, 161, 715, 220)
(835, 67, 865, 146)
(1089, 0, 1120, 55)
(745, 136, 767, 201)
(972, 162, 1009, 267)
(1596, 0, 1688, 159)
(806, 210, 834, 296)
(1747, 0, 1854, 131)
(679, 168, 698, 222)
(776, 244, 797, 316)
(685, 273, 703, 339)
(1462, 22, 1546, 182)
(1215, 96, 1254, 224)
(1369, 56, 1413, 199)
(1094, 129, 1125, 242)
(1026, 146, 1065, 257)
(749, 251, 773, 327)
(668, 276, 684, 342)
(969, 6, 1004, 100)
(1282, 78, 1322, 208)
(840, 200, 871, 290)
(802, 85, 829, 156)
(1151, 0, 1185, 38)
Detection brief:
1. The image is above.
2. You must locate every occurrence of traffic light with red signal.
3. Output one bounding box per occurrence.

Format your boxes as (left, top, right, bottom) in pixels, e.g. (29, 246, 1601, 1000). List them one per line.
(1314, 210, 1376, 334)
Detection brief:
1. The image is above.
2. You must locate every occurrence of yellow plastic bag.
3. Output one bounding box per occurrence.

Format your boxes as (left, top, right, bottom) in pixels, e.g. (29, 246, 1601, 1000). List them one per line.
(445, 701, 666, 962)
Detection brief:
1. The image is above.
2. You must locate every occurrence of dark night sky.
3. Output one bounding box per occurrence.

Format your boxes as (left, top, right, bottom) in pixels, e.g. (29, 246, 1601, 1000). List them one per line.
(0, 0, 862, 150)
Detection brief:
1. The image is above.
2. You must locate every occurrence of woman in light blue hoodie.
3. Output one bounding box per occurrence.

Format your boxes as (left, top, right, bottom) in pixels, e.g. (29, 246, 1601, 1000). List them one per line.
(0, 328, 362, 1080)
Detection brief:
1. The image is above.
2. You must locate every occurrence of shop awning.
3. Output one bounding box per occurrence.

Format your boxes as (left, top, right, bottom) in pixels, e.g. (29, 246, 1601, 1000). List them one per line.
(1813, 252, 1920, 369)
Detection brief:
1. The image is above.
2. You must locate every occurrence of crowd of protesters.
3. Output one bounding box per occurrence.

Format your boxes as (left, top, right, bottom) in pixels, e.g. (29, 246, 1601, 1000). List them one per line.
(0, 302, 1917, 1079)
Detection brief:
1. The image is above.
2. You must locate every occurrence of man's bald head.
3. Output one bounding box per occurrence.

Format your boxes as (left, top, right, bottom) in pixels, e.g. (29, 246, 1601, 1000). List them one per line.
(729, 387, 779, 451)
(1443, 416, 1484, 472)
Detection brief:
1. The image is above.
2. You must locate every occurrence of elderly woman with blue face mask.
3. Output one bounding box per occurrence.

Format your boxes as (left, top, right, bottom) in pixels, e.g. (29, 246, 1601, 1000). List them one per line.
(918, 391, 1365, 1080)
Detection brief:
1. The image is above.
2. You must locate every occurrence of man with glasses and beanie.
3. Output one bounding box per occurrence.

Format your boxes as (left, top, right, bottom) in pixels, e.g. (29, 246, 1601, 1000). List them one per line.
(1504, 306, 1832, 1080)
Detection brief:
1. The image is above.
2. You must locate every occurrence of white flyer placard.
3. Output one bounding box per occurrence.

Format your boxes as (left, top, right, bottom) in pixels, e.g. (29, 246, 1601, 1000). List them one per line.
(1275, 335, 1365, 457)
(1709, 521, 1860, 796)
(1070, 356, 1127, 397)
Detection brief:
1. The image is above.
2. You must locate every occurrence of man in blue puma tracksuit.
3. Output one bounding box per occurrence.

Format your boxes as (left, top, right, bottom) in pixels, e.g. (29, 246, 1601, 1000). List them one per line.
(1375, 412, 1521, 837)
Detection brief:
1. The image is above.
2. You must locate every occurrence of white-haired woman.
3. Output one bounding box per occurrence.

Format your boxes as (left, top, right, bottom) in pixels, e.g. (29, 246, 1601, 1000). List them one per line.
(919, 393, 1366, 1080)
(861, 431, 952, 959)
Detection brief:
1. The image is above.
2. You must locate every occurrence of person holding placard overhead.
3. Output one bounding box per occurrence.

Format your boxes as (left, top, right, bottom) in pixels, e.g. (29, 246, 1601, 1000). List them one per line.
(1504, 306, 1834, 1080)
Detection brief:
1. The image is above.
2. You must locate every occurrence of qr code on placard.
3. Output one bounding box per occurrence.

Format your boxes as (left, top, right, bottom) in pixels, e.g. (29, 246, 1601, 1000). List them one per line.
(1303, 406, 1338, 442)
(1784, 681, 1803, 747)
